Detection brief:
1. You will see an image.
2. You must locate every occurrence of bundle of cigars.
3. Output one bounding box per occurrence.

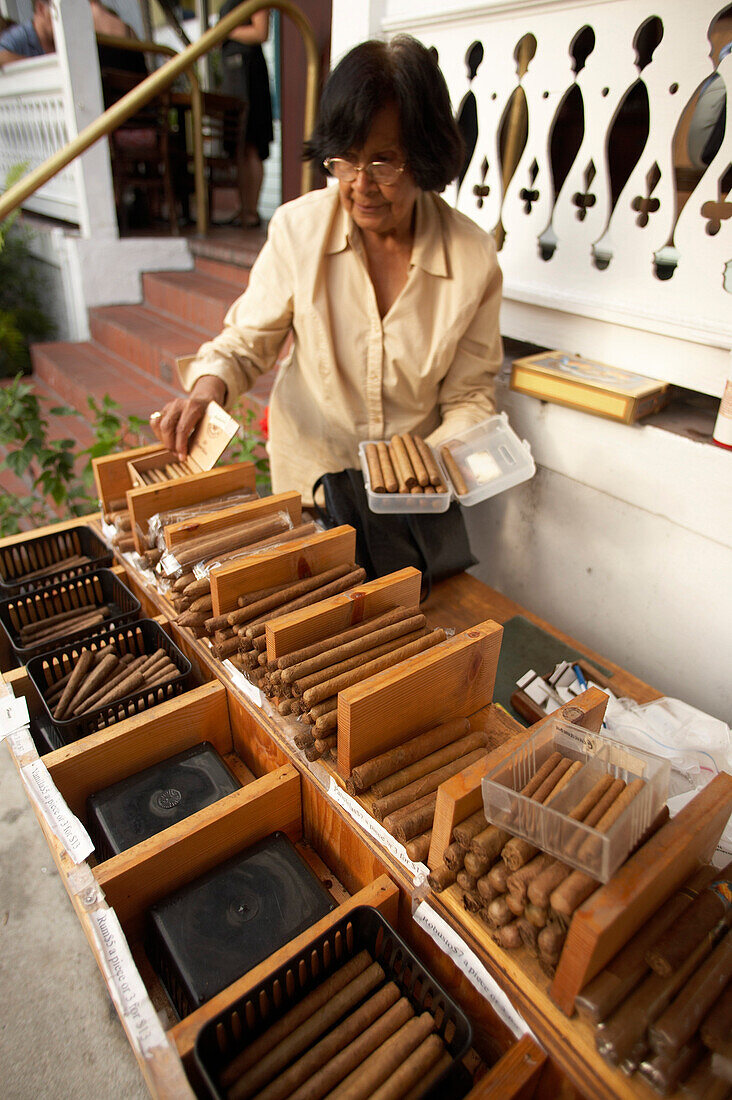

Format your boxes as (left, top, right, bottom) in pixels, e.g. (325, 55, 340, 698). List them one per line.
(342, 717, 492, 865)
(103, 495, 137, 556)
(574, 860, 732, 1096)
(214, 946, 459, 1100)
(363, 435, 449, 496)
(429, 749, 666, 973)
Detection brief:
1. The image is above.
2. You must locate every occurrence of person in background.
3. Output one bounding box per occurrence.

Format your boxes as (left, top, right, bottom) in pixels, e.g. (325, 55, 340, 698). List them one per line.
(151, 36, 503, 505)
(0, 0, 54, 64)
(218, 2, 273, 228)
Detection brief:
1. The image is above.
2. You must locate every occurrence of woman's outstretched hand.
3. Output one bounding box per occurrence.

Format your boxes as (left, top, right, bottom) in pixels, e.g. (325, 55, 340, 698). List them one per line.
(149, 376, 227, 460)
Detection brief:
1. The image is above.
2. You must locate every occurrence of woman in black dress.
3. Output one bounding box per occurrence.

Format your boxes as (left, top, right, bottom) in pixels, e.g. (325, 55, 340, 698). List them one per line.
(218, 3, 274, 228)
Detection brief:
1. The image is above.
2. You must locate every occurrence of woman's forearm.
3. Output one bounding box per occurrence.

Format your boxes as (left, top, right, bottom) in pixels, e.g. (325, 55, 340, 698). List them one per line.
(226, 10, 269, 45)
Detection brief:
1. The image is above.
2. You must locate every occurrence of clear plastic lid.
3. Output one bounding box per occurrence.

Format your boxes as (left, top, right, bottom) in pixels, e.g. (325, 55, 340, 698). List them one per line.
(438, 413, 535, 506)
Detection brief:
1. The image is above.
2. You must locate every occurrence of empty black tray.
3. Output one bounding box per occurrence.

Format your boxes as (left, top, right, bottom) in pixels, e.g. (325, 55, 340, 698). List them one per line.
(146, 831, 336, 1019)
(194, 905, 474, 1100)
(87, 742, 241, 862)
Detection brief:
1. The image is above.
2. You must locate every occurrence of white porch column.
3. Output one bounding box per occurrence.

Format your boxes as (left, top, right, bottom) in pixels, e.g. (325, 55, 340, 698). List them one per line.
(52, 0, 118, 241)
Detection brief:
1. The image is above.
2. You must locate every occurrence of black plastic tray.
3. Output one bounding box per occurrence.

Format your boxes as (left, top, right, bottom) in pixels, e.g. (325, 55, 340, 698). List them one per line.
(87, 741, 241, 861)
(146, 831, 337, 1020)
(194, 905, 473, 1100)
(0, 568, 140, 664)
(0, 525, 111, 596)
(26, 619, 191, 745)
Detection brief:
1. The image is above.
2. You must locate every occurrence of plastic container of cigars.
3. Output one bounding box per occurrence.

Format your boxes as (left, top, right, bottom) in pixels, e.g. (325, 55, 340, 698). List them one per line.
(480, 718, 670, 882)
(359, 413, 535, 513)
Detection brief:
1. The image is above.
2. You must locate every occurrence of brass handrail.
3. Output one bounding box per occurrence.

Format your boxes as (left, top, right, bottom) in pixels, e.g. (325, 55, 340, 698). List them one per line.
(0, 0, 320, 233)
(94, 33, 207, 234)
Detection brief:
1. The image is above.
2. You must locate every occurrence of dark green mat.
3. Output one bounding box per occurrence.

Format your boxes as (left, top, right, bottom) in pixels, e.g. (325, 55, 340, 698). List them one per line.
(494, 615, 611, 724)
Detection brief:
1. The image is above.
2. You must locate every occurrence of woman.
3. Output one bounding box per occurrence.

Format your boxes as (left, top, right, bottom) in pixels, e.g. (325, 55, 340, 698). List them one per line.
(218, 3, 273, 227)
(152, 36, 503, 506)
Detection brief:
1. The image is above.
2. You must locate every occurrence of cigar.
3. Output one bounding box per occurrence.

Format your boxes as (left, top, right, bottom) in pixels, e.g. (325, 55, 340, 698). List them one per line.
(494, 920, 523, 950)
(350, 717, 470, 792)
(277, 609, 417, 671)
(575, 864, 719, 1025)
(470, 752, 567, 861)
(245, 568, 367, 637)
(456, 869, 478, 893)
(25, 609, 106, 647)
(440, 444, 468, 496)
(463, 850, 491, 878)
(18, 602, 107, 639)
(252, 983, 402, 1100)
(405, 831, 432, 864)
(477, 875, 500, 905)
(73, 652, 147, 712)
(414, 435, 447, 490)
(452, 810, 489, 848)
(400, 1053, 452, 1100)
(326, 1012, 436, 1100)
(517, 916, 540, 955)
(364, 443, 386, 493)
(487, 896, 514, 928)
(88, 669, 146, 710)
(371, 746, 488, 822)
(370, 731, 487, 800)
(183, 577, 211, 599)
(506, 853, 554, 905)
(701, 982, 732, 1058)
(278, 699, 293, 716)
(402, 434, 430, 488)
(550, 779, 648, 917)
(427, 865, 456, 892)
(500, 760, 582, 871)
(292, 627, 430, 696)
(53, 648, 95, 719)
(174, 514, 292, 567)
(649, 928, 732, 1058)
(62, 650, 119, 715)
(315, 712, 338, 735)
(226, 962, 388, 1100)
(309, 697, 338, 720)
(442, 842, 466, 872)
(390, 435, 417, 491)
(639, 1039, 706, 1096)
(302, 629, 445, 709)
(681, 1053, 731, 1099)
(368, 1034, 446, 1100)
(375, 442, 398, 494)
(525, 903, 548, 929)
(647, 861, 732, 977)
(283, 614, 427, 685)
(597, 931, 722, 1067)
(213, 636, 242, 660)
(229, 566, 356, 628)
(220, 952, 373, 1090)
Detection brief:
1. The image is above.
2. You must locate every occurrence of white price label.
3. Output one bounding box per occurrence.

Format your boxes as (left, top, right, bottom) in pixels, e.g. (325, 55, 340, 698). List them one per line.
(160, 550, 181, 576)
(223, 660, 263, 708)
(327, 777, 428, 885)
(90, 908, 169, 1058)
(414, 901, 531, 1038)
(22, 759, 94, 864)
(8, 726, 35, 759)
(0, 696, 30, 740)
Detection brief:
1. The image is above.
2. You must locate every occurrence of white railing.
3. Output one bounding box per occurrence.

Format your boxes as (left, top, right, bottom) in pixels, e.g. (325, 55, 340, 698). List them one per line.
(333, 0, 732, 396)
(0, 54, 80, 223)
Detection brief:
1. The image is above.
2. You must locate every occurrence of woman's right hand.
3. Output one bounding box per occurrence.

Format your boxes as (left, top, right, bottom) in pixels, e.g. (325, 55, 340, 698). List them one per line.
(150, 375, 227, 460)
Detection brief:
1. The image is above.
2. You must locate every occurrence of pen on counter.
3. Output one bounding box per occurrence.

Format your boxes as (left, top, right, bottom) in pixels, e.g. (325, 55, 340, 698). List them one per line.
(573, 663, 588, 690)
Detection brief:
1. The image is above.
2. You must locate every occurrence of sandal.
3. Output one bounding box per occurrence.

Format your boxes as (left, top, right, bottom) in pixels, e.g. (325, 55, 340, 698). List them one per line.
(243, 213, 262, 229)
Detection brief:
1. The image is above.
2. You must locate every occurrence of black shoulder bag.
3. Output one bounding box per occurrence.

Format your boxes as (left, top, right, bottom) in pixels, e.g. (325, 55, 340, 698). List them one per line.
(312, 469, 476, 599)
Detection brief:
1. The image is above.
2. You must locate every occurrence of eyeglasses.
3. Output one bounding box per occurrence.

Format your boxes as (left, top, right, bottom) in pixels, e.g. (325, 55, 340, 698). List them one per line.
(323, 157, 406, 185)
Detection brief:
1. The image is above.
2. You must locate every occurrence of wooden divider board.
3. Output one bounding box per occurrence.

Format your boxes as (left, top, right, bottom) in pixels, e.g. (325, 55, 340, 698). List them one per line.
(92, 444, 166, 514)
(550, 769, 732, 1016)
(164, 491, 301, 552)
(210, 525, 357, 616)
(336, 619, 503, 779)
(44, 681, 229, 820)
(127, 462, 257, 553)
(95, 763, 301, 939)
(427, 689, 609, 869)
(265, 566, 422, 661)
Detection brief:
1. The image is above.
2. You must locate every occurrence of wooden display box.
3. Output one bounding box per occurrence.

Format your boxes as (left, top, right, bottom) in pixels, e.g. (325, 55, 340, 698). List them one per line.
(163, 491, 302, 554)
(93, 443, 168, 516)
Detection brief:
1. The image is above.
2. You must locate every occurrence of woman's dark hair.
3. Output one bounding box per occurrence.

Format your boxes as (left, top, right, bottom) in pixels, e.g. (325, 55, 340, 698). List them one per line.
(304, 36, 465, 192)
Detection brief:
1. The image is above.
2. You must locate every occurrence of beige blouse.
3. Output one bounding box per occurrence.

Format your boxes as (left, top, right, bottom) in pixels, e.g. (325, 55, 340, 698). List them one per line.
(179, 186, 503, 504)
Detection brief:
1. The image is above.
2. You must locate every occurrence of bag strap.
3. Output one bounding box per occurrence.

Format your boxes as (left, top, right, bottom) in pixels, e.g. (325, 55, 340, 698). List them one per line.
(405, 515, 433, 601)
(310, 474, 331, 528)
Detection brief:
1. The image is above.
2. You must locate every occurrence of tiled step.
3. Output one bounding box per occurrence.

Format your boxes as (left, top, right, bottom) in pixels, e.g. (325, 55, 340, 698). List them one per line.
(141, 268, 247, 333)
(32, 340, 182, 423)
(188, 226, 266, 270)
(88, 304, 212, 386)
(194, 255, 251, 288)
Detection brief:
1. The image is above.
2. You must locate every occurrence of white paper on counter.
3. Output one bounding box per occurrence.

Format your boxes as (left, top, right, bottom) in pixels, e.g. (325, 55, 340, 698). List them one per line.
(224, 659, 264, 708)
(90, 907, 169, 1058)
(327, 776, 428, 886)
(0, 695, 30, 741)
(8, 725, 36, 760)
(414, 900, 532, 1039)
(21, 759, 94, 864)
